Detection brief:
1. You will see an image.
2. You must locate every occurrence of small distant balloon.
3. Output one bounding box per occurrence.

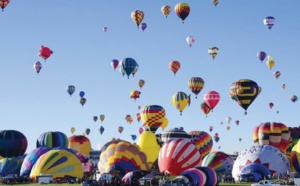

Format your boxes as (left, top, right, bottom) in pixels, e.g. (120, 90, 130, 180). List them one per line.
(34, 61, 42, 74)
(80, 97, 86, 106)
(99, 115, 105, 122)
(208, 46, 219, 60)
(291, 95, 298, 103)
(93, 116, 98, 122)
(111, 59, 119, 70)
(273, 71, 281, 79)
(38, 45, 53, 61)
(186, 36, 195, 47)
(103, 27, 107, 32)
(140, 23, 147, 31)
(257, 51, 267, 62)
(269, 102, 274, 109)
(282, 84, 286, 89)
(161, 5, 171, 18)
(212, 0, 219, 6)
(169, 61, 181, 75)
(266, 56, 275, 69)
(66, 85, 76, 96)
(70, 127, 76, 134)
(79, 91, 85, 98)
(263, 16, 275, 30)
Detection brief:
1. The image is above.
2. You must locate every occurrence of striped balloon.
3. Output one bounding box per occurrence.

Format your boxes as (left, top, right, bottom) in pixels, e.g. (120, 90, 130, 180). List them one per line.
(158, 139, 202, 175)
(36, 131, 68, 148)
(161, 128, 191, 144)
(180, 168, 206, 186)
(189, 131, 213, 159)
(169, 60, 181, 75)
(188, 77, 205, 98)
(201, 151, 234, 175)
(253, 122, 290, 153)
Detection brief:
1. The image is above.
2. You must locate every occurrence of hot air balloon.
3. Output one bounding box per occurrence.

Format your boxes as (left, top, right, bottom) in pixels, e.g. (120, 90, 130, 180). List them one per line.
(174, 3, 190, 23)
(161, 5, 171, 18)
(140, 23, 147, 31)
(118, 126, 124, 134)
(38, 45, 53, 61)
(186, 36, 195, 47)
(97, 126, 104, 135)
(33, 61, 42, 74)
(68, 135, 91, 156)
(273, 71, 281, 79)
(266, 56, 275, 69)
(70, 127, 76, 134)
(226, 117, 232, 124)
(235, 120, 240, 125)
(139, 127, 144, 135)
(0, 0, 9, 11)
(171, 91, 190, 115)
(160, 117, 169, 131)
(137, 131, 160, 168)
(263, 16, 275, 30)
(209, 126, 213, 132)
(121, 57, 138, 79)
(201, 151, 234, 176)
(79, 91, 85, 98)
(138, 79, 145, 89)
(131, 10, 144, 28)
(200, 102, 211, 117)
(158, 139, 202, 175)
(257, 51, 267, 62)
(282, 84, 286, 89)
(140, 105, 166, 133)
(212, 0, 219, 6)
(208, 46, 219, 60)
(98, 141, 149, 177)
(0, 155, 26, 177)
(36, 131, 68, 148)
(253, 122, 290, 153)
(204, 91, 220, 111)
(85, 128, 90, 136)
(131, 135, 137, 141)
(80, 97, 86, 106)
(66, 85, 75, 96)
(291, 95, 298, 103)
(111, 59, 119, 70)
(232, 145, 289, 182)
(136, 113, 141, 123)
(93, 116, 98, 122)
(189, 131, 213, 159)
(239, 138, 242, 142)
(30, 149, 84, 179)
(130, 90, 141, 101)
(0, 130, 27, 158)
(269, 102, 274, 109)
(230, 79, 260, 114)
(103, 26, 107, 32)
(99, 114, 105, 122)
(169, 60, 181, 75)
(213, 136, 220, 143)
(226, 126, 231, 131)
(188, 77, 204, 98)
(125, 114, 133, 124)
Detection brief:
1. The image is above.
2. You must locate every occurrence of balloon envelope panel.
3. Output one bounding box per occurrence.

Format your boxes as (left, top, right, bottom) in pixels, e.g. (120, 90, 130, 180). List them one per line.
(36, 131, 68, 148)
(68, 135, 91, 156)
(0, 155, 26, 177)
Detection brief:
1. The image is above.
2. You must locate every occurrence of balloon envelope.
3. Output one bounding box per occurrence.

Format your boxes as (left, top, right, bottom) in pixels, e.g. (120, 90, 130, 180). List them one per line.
(0, 130, 28, 158)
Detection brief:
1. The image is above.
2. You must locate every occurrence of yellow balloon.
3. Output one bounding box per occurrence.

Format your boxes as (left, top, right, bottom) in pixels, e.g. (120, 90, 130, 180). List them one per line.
(70, 127, 75, 134)
(137, 131, 160, 168)
(171, 92, 189, 115)
(266, 56, 275, 69)
(161, 118, 169, 130)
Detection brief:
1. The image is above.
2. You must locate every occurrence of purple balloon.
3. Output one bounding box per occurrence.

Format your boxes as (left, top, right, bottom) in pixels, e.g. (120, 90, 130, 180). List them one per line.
(257, 51, 267, 62)
(140, 23, 147, 31)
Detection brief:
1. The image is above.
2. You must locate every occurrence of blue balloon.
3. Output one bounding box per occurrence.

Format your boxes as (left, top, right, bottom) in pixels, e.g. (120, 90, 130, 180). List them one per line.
(121, 58, 138, 79)
(131, 135, 137, 141)
(264, 16, 275, 30)
(257, 51, 267, 62)
(79, 91, 85, 98)
(66, 85, 75, 96)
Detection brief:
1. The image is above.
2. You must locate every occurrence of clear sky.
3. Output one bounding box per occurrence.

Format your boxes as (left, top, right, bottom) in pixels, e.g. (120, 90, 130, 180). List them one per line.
(1, 1, 300, 155)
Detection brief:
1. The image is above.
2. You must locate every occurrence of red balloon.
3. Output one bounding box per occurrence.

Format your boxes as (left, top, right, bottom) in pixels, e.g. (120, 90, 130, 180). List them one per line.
(38, 45, 53, 61)
(204, 91, 220, 111)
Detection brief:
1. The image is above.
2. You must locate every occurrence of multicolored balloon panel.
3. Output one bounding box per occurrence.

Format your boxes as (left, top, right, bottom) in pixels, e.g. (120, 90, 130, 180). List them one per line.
(68, 135, 91, 156)
(140, 105, 166, 133)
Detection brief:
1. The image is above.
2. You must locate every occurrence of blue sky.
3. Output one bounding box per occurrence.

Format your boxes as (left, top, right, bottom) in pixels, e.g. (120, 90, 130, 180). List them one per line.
(1, 1, 300, 155)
